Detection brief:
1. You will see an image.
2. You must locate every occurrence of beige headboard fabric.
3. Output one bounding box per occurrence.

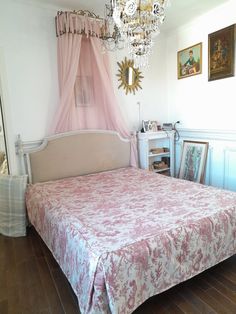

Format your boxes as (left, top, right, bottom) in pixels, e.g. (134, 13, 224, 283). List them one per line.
(28, 131, 131, 183)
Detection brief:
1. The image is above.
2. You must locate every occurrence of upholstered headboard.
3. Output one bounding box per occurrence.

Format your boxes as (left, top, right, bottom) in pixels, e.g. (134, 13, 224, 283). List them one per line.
(20, 130, 131, 184)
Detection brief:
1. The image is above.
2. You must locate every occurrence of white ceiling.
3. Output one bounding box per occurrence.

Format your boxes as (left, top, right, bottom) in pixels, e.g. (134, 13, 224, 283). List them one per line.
(35, 0, 229, 31)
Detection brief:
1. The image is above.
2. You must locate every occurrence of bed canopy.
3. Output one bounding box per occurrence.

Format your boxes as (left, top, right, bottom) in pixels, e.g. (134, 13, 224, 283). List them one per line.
(51, 11, 138, 166)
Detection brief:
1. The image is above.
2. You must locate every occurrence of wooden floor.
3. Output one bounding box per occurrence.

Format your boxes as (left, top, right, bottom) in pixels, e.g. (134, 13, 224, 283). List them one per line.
(1, 228, 236, 314)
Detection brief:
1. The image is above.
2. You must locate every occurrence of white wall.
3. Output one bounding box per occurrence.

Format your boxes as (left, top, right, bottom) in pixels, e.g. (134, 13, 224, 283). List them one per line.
(110, 38, 168, 132)
(166, 0, 236, 130)
(0, 0, 167, 173)
(1, 0, 235, 174)
(160, 0, 236, 191)
(0, 0, 60, 139)
(0, 0, 59, 172)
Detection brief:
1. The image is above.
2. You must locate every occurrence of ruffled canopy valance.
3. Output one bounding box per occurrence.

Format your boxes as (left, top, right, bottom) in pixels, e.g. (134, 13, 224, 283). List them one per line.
(55, 11, 104, 38)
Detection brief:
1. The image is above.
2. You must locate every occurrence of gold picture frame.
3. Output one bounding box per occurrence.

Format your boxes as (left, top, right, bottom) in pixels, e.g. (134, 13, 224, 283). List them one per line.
(177, 43, 202, 79)
(208, 24, 235, 81)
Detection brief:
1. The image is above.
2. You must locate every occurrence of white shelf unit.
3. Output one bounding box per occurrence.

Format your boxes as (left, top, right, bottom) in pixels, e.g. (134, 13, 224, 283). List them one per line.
(138, 131, 175, 177)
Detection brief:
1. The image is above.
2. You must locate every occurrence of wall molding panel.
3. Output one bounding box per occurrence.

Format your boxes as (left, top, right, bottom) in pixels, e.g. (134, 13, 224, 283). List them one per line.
(178, 128, 236, 141)
(223, 148, 236, 191)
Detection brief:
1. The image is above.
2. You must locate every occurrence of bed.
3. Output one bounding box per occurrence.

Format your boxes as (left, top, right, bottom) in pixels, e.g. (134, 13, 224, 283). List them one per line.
(21, 130, 236, 314)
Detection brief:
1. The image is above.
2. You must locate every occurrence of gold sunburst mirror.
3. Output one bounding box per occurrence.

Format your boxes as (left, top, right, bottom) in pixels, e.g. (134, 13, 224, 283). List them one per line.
(117, 58, 143, 95)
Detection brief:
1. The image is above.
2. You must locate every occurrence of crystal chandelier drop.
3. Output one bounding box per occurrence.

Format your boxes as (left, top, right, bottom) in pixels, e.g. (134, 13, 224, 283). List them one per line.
(104, 0, 170, 67)
(101, 3, 125, 52)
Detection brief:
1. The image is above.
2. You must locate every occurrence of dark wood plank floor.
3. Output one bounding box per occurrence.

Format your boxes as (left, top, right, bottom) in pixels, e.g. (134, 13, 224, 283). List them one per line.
(1, 228, 236, 314)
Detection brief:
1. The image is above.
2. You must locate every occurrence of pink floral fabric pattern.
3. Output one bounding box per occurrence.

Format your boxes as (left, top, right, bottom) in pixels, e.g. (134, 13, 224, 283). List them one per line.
(26, 167, 236, 314)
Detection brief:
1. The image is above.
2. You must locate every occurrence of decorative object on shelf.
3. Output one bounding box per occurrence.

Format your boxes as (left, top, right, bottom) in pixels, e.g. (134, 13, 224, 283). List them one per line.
(161, 156, 170, 167)
(162, 123, 173, 131)
(142, 120, 159, 132)
(152, 160, 168, 170)
(150, 120, 158, 132)
(117, 57, 143, 94)
(208, 24, 235, 81)
(104, 0, 170, 67)
(178, 42, 202, 79)
(179, 140, 208, 184)
(142, 120, 152, 132)
(149, 147, 164, 154)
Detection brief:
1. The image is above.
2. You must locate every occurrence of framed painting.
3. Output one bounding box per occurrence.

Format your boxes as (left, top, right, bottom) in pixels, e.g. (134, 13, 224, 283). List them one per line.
(142, 120, 153, 132)
(179, 140, 209, 184)
(177, 43, 202, 79)
(74, 76, 94, 107)
(150, 121, 158, 132)
(208, 24, 235, 81)
(142, 120, 159, 132)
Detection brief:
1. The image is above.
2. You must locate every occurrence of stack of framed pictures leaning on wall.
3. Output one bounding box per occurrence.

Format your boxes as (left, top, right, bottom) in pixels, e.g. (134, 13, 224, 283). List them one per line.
(177, 24, 235, 81)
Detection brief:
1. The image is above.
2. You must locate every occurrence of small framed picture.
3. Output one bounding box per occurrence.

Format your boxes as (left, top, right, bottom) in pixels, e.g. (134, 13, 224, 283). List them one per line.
(177, 42, 202, 79)
(179, 140, 209, 183)
(150, 121, 158, 132)
(142, 120, 158, 132)
(208, 24, 235, 81)
(74, 76, 94, 107)
(142, 120, 152, 132)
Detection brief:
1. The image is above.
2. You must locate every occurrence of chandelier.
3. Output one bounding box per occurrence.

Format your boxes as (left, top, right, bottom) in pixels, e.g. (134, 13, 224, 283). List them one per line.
(103, 0, 170, 67)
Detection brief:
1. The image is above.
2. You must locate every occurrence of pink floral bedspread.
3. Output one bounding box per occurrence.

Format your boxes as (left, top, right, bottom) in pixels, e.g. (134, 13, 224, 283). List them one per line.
(26, 167, 236, 314)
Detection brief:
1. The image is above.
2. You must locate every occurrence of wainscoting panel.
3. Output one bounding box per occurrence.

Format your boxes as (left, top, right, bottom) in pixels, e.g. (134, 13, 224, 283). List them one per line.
(224, 149, 236, 191)
(175, 129, 236, 191)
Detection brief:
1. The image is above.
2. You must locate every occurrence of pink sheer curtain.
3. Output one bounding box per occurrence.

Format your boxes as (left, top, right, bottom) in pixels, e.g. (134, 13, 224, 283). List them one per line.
(51, 33, 82, 132)
(51, 12, 138, 167)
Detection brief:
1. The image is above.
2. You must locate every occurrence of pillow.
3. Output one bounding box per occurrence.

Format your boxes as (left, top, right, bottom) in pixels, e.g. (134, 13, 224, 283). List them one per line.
(0, 175, 28, 237)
